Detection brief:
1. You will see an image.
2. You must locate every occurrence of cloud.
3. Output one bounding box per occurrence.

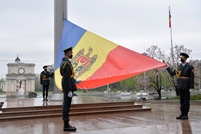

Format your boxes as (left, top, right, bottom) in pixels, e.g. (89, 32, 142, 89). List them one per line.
(0, 0, 201, 78)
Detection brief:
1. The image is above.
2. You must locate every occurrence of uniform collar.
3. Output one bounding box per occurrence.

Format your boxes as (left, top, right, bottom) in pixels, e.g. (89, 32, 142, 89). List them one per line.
(182, 63, 186, 66)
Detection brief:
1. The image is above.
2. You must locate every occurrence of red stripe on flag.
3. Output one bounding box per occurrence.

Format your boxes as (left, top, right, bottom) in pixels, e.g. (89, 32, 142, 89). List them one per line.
(77, 46, 166, 89)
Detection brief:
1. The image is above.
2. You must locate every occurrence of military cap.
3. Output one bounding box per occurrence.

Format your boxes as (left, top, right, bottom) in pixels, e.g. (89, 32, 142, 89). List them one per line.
(62, 47, 73, 53)
(180, 53, 189, 58)
(43, 65, 47, 69)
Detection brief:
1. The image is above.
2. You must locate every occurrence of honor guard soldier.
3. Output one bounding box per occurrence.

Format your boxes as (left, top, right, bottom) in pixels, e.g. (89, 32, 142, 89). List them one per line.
(40, 66, 53, 101)
(166, 53, 194, 119)
(60, 47, 81, 131)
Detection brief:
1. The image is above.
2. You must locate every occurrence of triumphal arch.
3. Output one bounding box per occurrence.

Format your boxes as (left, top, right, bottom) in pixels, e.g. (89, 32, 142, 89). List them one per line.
(5, 56, 36, 96)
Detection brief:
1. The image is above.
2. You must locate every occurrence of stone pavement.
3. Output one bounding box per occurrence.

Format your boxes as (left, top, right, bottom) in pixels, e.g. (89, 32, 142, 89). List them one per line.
(0, 95, 128, 109)
(0, 101, 201, 134)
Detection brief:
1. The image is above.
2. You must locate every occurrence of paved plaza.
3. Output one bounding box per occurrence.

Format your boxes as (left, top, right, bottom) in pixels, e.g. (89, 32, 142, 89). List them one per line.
(0, 96, 201, 134)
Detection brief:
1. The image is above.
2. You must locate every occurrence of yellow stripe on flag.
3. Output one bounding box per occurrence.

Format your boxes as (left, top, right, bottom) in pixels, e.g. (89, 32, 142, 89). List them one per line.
(73, 31, 118, 80)
(55, 68, 62, 90)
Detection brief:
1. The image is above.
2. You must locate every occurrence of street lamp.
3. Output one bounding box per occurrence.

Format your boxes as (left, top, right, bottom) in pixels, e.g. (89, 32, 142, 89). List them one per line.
(142, 52, 148, 92)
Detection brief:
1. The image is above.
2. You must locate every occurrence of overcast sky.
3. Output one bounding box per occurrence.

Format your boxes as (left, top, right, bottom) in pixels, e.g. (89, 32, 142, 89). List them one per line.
(0, 0, 201, 78)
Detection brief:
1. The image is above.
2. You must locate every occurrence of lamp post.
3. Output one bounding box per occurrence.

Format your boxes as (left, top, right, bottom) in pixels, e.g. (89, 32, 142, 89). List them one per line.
(142, 52, 148, 92)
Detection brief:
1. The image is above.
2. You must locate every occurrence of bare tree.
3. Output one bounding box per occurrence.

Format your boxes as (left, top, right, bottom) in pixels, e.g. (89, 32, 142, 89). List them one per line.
(146, 45, 166, 61)
(145, 44, 194, 98)
(133, 74, 149, 92)
(167, 44, 192, 67)
(132, 44, 199, 98)
(144, 45, 167, 99)
(148, 70, 163, 99)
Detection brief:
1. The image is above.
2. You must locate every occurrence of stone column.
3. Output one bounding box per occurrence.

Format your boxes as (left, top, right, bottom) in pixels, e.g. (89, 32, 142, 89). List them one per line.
(52, 0, 67, 100)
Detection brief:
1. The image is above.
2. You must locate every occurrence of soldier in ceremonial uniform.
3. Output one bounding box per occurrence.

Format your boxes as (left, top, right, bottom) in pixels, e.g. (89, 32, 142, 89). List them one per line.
(60, 47, 80, 131)
(40, 66, 53, 101)
(166, 53, 194, 119)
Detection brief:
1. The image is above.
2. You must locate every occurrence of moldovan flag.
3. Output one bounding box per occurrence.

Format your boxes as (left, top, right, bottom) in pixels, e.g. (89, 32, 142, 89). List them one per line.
(169, 6, 172, 28)
(55, 19, 167, 89)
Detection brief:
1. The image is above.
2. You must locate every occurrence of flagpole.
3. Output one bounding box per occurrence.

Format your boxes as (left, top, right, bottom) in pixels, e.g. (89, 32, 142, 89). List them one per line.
(170, 24, 174, 67)
(169, 6, 174, 67)
(169, 6, 178, 95)
(52, 0, 68, 100)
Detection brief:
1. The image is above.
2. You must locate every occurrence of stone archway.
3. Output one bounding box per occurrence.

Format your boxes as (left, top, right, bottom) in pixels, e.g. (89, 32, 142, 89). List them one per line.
(5, 56, 36, 96)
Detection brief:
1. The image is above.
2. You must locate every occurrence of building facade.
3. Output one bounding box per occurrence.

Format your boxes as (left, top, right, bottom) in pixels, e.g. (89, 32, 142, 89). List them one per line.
(5, 56, 36, 96)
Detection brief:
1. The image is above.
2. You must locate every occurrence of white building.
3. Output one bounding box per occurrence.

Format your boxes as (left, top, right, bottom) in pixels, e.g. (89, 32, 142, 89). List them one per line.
(5, 56, 36, 96)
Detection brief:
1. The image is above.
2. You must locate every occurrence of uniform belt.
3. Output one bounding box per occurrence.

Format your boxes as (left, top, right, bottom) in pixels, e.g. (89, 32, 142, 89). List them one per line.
(178, 76, 189, 79)
(42, 78, 50, 80)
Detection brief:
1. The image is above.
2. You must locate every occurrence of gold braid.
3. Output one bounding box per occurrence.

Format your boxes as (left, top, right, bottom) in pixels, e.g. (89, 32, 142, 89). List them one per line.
(62, 62, 75, 78)
(67, 62, 75, 78)
(175, 67, 181, 78)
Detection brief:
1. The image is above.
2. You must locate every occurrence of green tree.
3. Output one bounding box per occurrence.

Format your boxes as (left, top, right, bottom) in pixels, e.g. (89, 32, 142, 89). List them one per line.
(0, 78, 4, 82)
(110, 82, 121, 91)
(0, 78, 5, 92)
(35, 74, 42, 92)
(119, 77, 137, 92)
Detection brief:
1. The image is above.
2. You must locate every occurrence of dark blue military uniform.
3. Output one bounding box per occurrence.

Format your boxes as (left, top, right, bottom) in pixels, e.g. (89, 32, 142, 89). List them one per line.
(60, 47, 77, 131)
(40, 66, 53, 101)
(167, 62, 194, 118)
(60, 57, 77, 124)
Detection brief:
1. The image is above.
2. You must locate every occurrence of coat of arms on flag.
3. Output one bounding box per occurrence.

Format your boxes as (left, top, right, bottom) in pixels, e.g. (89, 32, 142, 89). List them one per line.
(71, 47, 97, 79)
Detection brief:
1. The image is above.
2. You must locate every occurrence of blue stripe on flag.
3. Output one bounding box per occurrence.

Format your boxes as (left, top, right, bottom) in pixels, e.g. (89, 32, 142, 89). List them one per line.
(55, 19, 86, 68)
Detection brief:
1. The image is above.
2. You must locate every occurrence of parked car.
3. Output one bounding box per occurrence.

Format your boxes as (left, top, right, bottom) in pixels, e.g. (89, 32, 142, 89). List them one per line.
(136, 92, 149, 96)
(149, 92, 158, 96)
(121, 92, 131, 96)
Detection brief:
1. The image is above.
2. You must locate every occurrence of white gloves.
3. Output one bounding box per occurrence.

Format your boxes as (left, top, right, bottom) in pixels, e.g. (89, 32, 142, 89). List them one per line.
(68, 91, 73, 98)
(189, 89, 193, 92)
(76, 80, 82, 84)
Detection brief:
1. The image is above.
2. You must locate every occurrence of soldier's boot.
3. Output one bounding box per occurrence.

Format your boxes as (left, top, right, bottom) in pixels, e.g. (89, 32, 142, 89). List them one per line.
(46, 96, 48, 101)
(63, 121, 77, 131)
(181, 112, 189, 120)
(176, 111, 184, 119)
(43, 97, 45, 101)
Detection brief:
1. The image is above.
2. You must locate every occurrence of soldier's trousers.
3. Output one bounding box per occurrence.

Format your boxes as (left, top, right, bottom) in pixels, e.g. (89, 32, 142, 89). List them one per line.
(180, 89, 190, 112)
(42, 85, 49, 98)
(62, 90, 72, 122)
